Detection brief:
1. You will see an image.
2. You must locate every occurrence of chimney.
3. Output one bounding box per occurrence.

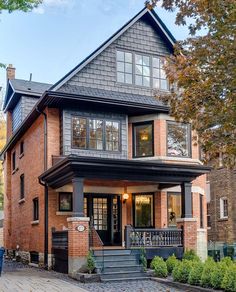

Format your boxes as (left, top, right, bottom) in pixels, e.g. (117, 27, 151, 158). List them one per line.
(6, 64, 16, 81)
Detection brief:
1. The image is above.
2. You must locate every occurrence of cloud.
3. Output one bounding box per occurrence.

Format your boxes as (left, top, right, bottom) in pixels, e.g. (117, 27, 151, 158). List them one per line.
(33, 0, 75, 14)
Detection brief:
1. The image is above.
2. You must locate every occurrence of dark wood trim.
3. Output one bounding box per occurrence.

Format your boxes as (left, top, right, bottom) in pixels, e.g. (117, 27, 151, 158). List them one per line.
(132, 120, 154, 158)
(132, 192, 155, 228)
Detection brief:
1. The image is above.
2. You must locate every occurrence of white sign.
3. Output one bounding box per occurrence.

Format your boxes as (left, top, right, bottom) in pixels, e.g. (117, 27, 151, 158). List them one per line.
(76, 225, 86, 232)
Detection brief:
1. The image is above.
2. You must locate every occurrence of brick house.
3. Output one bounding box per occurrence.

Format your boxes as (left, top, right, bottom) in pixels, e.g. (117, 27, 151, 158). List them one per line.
(207, 167, 236, 258)
(1, 7, 210, 280)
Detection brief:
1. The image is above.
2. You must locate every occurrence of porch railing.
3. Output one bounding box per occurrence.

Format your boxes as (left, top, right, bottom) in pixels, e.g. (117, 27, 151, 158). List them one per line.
(125, 225, 183, 249)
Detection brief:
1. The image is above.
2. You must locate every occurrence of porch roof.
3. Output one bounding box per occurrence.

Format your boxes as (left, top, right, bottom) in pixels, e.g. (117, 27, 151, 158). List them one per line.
(39, 155, 211, 189)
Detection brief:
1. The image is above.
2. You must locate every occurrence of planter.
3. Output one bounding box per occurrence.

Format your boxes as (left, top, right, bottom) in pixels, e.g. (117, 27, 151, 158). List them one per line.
(71, 272, 101, 283)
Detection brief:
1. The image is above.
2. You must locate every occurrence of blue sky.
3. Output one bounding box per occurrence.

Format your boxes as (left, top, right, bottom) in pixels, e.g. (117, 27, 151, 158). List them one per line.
(0, 0, 189, 92)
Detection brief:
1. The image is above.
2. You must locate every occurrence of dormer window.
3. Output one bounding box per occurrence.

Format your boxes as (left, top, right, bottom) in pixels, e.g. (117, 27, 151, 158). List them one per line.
(116, 50, 169, 90)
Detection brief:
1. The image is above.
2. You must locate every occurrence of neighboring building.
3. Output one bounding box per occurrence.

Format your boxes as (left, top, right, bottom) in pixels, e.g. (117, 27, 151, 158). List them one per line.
(0, 211, 3, 247)
(1, 7, 210, 280)
(207, 167, 236, 258)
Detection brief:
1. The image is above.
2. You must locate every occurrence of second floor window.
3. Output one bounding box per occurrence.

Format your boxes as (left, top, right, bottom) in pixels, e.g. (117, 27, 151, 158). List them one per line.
(72, 117, 120, 152)
(116, 50, 169, 90)
(167, 121, 191, 157)
(33, 198, 39, 221)
(20, 174, 24, 199)
(20, 141, 24, 155)
(12, 151, 16, 171)
(133, 122, 153, 158)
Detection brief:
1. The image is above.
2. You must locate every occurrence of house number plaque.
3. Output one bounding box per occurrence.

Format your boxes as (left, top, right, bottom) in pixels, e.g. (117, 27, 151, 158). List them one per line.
(76, 225, 86, 232)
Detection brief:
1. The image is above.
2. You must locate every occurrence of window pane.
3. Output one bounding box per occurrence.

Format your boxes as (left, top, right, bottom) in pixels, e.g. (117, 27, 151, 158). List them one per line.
(117, 61, 124, 72)
(160, 69, 166, 79)
(153, 57, 160, 68)
(143, 56, 150, 66)
(117, 72, 125, 83)
(134, 195, 153, 227)
(168, 193, 181, 227)
(125, 52, 132, 63)
(143, 76, 150, 87)
(72, 117, 87, 148)
(105, 120, 120, 151)
(117, 50, 124, 61)
(135, 54, 142, 65)
(153, 78, 160, 89)
(125, 63, 132, 73)
(160, 79, 168, 90)
(59, 193, 72, 211)
(125, 73, 132, 84)
(89, 119, 103, 150)
(135, 75, 142, 86)
(135, 65, 142, 75)
(143, 66, 150, 77)
(134, 123, 153, 157)
(167, 122, 190, 157)
(153, 68, 160, 78)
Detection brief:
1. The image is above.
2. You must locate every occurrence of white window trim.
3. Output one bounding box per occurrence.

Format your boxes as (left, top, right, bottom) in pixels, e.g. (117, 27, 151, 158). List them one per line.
(220, 197, 228, 219)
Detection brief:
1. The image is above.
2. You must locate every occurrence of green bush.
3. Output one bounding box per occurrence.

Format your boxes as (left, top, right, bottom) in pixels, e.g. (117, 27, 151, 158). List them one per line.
(86, 250, 95, 274)
(210, 261, 228, 289)
(166, 254, 179, 274)
(221, 256, 233, 266)
(150, 256, 168, 278)
(140, 247, 147, 272)
(188, 261, 204, 286)
(172, 260, 193, 283)
(221, 264, 236, 292)
(200, 258, 216, 288)
(183, 250, 200, 262)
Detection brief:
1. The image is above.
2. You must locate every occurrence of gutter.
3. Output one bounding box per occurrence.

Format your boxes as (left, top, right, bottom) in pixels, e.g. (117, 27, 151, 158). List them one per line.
(36, 107, 48, 269)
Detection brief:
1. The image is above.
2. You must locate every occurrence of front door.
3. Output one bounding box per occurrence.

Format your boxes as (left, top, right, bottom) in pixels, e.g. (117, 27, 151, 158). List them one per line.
(85, 194, 121, 246)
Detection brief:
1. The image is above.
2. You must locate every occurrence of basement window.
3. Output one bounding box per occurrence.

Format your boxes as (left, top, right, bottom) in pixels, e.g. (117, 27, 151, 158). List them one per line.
(33, 198, 39, 221)
(30, 251, 39, 264)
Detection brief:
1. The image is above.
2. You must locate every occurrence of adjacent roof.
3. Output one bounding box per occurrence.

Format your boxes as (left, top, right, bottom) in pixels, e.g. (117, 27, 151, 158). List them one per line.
(50, 6, 176, 91)
(60, 85, 164, 107)
(3, 79, 52, 111)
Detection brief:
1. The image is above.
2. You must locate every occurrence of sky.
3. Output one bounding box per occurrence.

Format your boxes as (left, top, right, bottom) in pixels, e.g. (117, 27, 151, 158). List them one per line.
(0, 0, 190, 94)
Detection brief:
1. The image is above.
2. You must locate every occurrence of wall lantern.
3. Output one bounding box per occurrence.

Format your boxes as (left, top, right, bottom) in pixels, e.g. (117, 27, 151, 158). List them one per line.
(123, 186, 129, 203)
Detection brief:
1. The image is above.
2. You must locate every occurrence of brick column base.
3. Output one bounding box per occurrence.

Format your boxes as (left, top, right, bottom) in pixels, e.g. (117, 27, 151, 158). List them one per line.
(67, 217, 90, 276)
(177, 218, 198, 252)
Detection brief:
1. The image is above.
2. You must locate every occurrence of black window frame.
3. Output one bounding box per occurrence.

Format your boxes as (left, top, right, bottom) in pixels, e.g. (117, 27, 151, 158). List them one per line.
(33, 197, 39, 221)
(20, 174, 25, 200)
(132, 193, 155, 228)
(12, 151, 16, 171)
(166, 121, 192, 158)
(132, 121, 154, 158)
(71, 116, 121, 152)
(58, 192, 73, 212)
(207, 202, 211, 228)
(20, 141, 24, 155)
(199, 194, 204, 228)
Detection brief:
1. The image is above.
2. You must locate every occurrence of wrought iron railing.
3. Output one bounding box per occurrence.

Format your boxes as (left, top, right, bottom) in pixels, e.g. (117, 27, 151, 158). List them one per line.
(125, 225, 183, 248)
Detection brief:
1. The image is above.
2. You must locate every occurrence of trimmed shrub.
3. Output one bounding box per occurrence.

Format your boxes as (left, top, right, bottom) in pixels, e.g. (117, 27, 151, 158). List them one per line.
(188, 261, 204, 286)
(183, 250, 200, 262)
(150, 256, 168, 278)
(200, 258, 216, 288)
(86, 250, 95, 274)
(221, 256, 233, 266)
(172, 260, 193, 283)
(221, 264, 236, 292)
(211, 261, 228, 289)
(166, 254, 179, 274)
(140, 247, 147, 272)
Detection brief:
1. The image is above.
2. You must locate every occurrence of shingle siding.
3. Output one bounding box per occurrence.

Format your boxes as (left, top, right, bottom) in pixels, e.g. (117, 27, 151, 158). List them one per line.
(21, 96, 38, 120)
(62, 109, 128, 159)
(12, 98, 22, 132)
(59, 17, 171, 97)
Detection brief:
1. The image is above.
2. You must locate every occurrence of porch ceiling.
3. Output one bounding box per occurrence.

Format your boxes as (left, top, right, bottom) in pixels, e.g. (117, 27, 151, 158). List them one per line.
(39, 155, 211, 189)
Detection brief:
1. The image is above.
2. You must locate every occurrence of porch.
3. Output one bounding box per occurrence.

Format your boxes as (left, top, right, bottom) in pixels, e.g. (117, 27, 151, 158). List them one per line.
(39, 155, 210, 275)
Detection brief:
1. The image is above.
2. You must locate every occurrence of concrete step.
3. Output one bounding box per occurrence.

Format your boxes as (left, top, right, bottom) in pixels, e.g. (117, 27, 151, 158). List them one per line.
(101, 270, 148, 280)
(102, 265, 143, 273)
(93, 249, 132, 256)
(94, 254, 138, 262)
(101, 276, 150, 282)
(95, 259, 139, 268)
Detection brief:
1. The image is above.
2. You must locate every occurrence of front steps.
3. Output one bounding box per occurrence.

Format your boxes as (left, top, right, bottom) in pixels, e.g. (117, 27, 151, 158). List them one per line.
(93, 249, 149, 282)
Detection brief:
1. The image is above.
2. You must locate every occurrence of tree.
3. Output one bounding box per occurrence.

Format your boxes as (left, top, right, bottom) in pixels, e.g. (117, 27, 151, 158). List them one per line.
(146, 0, 236, 167)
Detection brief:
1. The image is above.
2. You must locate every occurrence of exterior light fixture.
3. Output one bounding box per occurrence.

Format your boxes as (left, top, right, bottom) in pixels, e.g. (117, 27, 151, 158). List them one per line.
(123, 186, 129, 203)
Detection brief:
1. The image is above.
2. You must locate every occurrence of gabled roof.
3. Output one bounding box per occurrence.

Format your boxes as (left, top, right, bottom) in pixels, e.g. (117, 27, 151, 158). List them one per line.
(50, 7, 176, 91)
(3, 79, 52, 111)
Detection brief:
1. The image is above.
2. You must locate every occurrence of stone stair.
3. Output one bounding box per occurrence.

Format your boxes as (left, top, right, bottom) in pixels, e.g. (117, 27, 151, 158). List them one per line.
(93, 249, 149, 282)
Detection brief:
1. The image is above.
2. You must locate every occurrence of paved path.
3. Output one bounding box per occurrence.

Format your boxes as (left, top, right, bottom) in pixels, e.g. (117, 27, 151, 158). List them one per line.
(0, 260, 183, 292)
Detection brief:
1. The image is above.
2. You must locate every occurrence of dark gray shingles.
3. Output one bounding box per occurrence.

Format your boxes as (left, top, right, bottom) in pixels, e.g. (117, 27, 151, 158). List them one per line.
(10, 79, 52, 95)
(59, 85, 165, 106)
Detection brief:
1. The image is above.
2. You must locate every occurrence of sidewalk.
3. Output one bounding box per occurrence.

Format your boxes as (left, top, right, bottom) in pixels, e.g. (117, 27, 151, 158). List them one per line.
(0, 260, 88, 292)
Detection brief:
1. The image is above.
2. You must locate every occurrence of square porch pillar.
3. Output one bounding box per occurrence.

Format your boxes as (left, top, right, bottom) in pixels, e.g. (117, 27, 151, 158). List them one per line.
(72, 177, 84, 217)
(67, 177, 90, 277)
(181, 182, 192, 218)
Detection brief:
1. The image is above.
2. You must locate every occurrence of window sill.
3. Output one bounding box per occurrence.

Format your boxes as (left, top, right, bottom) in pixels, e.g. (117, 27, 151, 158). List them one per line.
(56, 211, 73, 216)
(12, 167, 19, 175)
(18, 198, 25, 204)
(31, 220, 39, 225)
(218, 217, 228, 221)
(19, 153, 24, 159)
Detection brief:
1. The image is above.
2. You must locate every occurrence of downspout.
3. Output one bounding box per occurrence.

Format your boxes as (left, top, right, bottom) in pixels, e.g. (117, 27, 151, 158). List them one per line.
(36, 107, 48, 269)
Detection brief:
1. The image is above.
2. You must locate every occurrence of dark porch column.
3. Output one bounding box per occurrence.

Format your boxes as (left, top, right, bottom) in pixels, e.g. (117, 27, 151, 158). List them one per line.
(181, 182, 192, 218)
(72, 177, 84, 217)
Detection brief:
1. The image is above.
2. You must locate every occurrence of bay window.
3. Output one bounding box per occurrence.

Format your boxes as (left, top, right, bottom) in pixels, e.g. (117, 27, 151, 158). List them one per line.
(167, 121, 191, 157)
(133, 122, 154, 157)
